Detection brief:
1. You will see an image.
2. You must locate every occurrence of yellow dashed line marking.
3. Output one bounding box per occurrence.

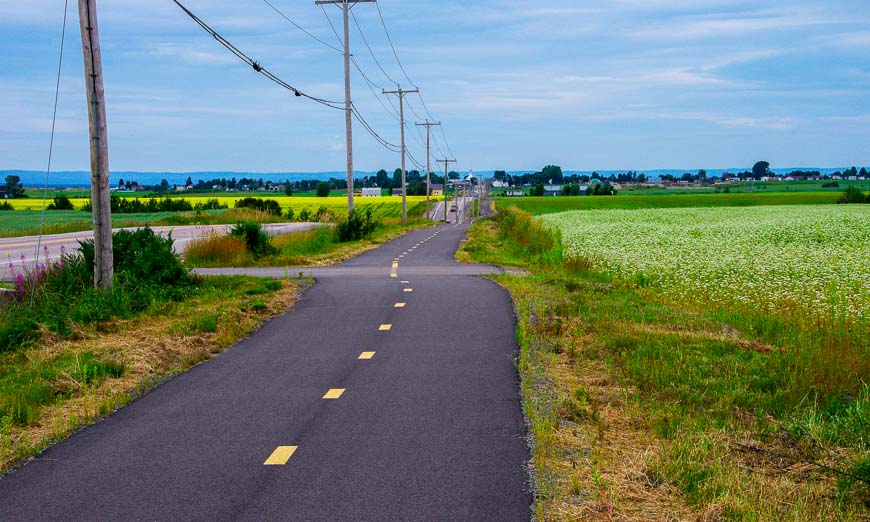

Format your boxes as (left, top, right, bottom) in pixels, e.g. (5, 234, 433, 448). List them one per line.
(379, 324, 393, 331)
(264, 446, 298, 465)
(394, 302, 406, 308)
(401, 280, 410, 284)
(403, 288, 413, 293)
(323, 388, 346, 399)
(358, 351, 376, 360)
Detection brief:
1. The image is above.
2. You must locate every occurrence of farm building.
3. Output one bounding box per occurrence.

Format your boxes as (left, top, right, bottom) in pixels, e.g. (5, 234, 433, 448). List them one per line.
(362, 188, 382, 197)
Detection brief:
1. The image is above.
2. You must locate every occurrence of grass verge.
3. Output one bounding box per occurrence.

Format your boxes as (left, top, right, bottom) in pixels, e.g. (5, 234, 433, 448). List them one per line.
(459, 207, 869, 520)
(184, 216, 435, 268)
(0, 275, 303, 473)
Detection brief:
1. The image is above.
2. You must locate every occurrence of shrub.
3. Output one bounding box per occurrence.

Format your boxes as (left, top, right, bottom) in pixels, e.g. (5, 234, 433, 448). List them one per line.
(837, 186, 868, 204)
(234, 197, 282, 216)
(314, 205, 337, 223)
(230, 221, 276, 258)
(285, 207, 295, 221)
(0, 201, 13, 210)
(78, 227, 190, 290)
(822, 181, 840, 188)
(316, 182, 330, 197)
(193, 198, 228, 211)
(298, 208, 312, 222)
(109, 196, 194, 214)
(46, 195, 75, 211)
(336, 208, 378, 242)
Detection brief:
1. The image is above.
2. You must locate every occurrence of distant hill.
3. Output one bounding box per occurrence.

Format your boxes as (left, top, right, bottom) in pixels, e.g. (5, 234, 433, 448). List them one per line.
(1, 167, 854, 188)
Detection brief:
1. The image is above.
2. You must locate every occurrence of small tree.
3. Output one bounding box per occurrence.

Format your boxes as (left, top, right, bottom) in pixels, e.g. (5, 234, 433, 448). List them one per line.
(46, 195, 75, 211)
(531, 184, 545, 197)
(316, 182, 330, 197)
(5, 175, 25, 198)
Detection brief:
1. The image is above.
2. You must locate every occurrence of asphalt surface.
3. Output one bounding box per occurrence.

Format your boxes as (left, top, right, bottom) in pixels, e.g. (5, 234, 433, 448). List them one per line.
(0, 221, 531, 520)
(0, 223, 316, 280)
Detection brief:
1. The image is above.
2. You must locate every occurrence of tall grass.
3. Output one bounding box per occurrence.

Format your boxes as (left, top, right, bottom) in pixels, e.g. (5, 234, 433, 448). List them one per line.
(460, 208, 870, 517)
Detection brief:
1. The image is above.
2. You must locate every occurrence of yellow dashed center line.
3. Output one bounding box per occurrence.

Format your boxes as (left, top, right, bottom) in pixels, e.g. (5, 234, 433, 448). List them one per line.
(323, 388, 346, 399)
(394, 302, 406, 308)
(379, 324, 393, 331)
(264, 446, 298, 465)
(358, 351, 376, 360)
(403, 288, 413, 293)
(401, 280, 410, 284)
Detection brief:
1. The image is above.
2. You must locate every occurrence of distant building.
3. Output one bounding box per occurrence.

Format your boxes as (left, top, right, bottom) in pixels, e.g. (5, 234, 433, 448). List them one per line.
(506, 189, 524, 197)
(391, 188, 404, 196)
(491, 180, 507, 188)
(362, 188, 382, 197)
(429, 184, 444, 196)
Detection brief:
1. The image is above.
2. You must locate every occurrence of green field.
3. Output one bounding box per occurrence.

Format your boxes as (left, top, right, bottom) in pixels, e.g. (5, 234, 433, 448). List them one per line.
(0, 196, 435, 237)
(496, 191, 841, 213)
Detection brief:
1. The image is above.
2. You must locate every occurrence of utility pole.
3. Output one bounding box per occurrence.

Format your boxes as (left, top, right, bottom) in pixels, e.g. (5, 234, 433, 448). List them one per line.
(78, 0, 113, 290)
(383, 85, 418, 224)
(415, 120, 440, 219)
(316, 0, 375, 214)
(437, 159, 456, 222)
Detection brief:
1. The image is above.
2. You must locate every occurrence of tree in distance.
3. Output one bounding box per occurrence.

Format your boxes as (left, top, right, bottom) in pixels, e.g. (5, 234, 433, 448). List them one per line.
(316, 182, 331, 197)
(752, 161, 770, 180)
(4, 175, 25, 198)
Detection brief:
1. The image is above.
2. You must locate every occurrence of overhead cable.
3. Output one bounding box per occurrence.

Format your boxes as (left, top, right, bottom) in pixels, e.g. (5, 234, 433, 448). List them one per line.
(173, 0, 343, 109)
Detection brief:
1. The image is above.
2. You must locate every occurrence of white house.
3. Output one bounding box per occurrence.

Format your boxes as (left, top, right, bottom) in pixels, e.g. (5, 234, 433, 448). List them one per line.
(362, 188, 382, 197)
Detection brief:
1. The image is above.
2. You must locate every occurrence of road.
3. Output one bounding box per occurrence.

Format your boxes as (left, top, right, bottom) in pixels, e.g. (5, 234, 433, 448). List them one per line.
(429, 196, 478, 223)
(0, 223, 315, 279)
(0, 222, 532, 520)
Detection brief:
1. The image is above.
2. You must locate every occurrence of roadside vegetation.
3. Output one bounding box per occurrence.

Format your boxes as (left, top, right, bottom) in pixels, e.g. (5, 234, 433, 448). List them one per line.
(185, 206, 431, 268)
(459, 205, 869, 520)
(0, 228, 304, 473)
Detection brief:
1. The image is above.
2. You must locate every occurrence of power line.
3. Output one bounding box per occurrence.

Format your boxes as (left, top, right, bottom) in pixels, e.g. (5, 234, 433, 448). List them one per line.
(372, 2, 458, 161)
(318, 3, 344, 48)
(352, 104, 400, 152)
(32, 0, 70, 307)
(375, 1, 416, 88)
(259, 0, 342, 53)
(173, 0, 344, 109)
(349, 8, 398, 86)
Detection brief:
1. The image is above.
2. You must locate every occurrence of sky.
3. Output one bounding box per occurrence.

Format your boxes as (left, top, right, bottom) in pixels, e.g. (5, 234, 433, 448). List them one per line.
(1, 0, 868, 174)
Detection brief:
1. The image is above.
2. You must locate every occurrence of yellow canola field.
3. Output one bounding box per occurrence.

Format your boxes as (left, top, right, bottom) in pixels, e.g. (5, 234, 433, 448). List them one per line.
(6, 195, 435, 216)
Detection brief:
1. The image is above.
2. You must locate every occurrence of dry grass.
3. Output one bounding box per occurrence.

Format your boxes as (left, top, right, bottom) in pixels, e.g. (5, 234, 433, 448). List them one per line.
(0, 278, 302, 473)
(184, 234, 249, 266)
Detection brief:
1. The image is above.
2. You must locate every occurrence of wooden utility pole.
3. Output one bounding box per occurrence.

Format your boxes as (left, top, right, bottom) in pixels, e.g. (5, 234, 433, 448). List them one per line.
(78, 0, 113, 289)
(315, 0, 376, 214)
(437, 159, 456, 222)
(415, 120, 440, 219)
(382, 86, 418, 224)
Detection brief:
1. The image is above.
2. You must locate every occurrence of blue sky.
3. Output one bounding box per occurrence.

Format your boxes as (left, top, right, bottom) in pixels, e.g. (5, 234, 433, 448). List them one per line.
(1, 0, 868, 173)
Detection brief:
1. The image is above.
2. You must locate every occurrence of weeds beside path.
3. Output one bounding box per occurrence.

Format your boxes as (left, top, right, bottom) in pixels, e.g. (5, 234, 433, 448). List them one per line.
(459, 208, 869, 520)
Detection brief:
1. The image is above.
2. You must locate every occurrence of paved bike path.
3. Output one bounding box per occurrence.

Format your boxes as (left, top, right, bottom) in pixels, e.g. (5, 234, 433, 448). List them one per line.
(0, 223, 531, 520)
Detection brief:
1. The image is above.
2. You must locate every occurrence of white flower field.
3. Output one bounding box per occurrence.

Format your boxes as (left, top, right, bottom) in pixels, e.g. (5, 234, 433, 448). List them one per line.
(542, 205, 870, 321)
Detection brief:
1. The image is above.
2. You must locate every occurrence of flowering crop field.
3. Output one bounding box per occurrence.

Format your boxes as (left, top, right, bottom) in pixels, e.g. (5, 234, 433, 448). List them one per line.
(4, 195, 431, 215)
(542, 205, 870, 321)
